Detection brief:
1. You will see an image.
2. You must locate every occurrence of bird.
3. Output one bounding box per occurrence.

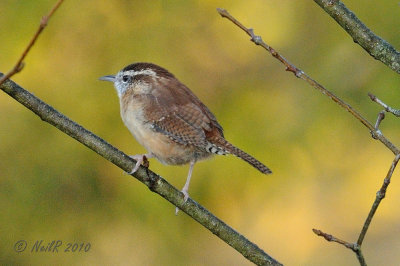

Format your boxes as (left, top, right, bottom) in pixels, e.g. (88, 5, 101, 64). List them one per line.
(99, 62, 272, 213)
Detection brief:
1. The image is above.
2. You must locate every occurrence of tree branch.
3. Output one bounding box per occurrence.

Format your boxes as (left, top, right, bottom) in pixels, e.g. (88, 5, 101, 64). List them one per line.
(0, 75, 281, 266)
(313, 0, 400, 74)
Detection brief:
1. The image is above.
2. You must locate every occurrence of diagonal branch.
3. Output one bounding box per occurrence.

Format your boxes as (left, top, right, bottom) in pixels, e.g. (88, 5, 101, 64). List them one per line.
(217, 8, 399, 155)
(313, 0, 400, 74)
(0, 76, 281, 266)
(0, 2, 281, 265)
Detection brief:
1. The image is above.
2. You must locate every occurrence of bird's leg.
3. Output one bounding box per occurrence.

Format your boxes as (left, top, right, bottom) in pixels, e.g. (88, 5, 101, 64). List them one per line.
(128, 153, 153, 174)
(175, 160, 196, 215)
(181, 160, 195, 202)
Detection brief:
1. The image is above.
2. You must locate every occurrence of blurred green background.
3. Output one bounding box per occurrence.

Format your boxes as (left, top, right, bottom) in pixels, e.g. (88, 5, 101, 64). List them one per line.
(1, 0, 400, 265)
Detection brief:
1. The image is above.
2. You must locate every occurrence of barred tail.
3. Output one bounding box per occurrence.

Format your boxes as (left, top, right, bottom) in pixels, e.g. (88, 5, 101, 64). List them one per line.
(209, 137, 272, 174)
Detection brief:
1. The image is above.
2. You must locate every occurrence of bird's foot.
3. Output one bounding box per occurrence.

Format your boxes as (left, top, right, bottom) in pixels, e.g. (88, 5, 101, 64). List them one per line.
(128, 154, 149, 174)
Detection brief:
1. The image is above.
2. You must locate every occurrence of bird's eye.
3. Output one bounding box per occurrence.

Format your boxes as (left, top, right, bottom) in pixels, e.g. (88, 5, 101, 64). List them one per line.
(122, 75, 130, 83)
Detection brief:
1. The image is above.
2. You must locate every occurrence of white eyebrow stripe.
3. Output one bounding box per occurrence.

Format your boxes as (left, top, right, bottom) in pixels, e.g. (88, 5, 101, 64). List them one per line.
(123, 69, 157, 77)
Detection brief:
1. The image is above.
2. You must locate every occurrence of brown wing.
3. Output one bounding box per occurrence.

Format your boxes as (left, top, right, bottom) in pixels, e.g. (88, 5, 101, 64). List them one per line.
(146, 77, 224, 147)
(151, 113, 208, 147)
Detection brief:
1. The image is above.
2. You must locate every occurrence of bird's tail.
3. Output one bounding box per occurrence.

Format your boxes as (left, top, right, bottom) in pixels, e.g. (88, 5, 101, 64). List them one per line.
(210, 137, 272, 174)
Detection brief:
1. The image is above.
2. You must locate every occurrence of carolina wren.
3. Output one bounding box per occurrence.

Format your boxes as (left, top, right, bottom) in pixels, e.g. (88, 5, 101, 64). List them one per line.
(99, 63, 271, 212)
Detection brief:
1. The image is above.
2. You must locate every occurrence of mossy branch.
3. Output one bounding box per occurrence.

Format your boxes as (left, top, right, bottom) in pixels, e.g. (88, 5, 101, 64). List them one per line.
(314, 0, 400, 74)
(0, 1, 281, 265)
(0, 75, 281, 266)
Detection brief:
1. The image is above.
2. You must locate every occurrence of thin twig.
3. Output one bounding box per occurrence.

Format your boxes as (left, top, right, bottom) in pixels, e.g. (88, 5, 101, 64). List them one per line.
(373, 111, 385, 132)
(312, 229, 356, 250)
(313, 0, 400, 74)
(216, 8, 399, 155)
(312, 229, 366, 266)
(369, 93, 400, 117)
(0, 0, 65, 86)
(357, 154, 400, 246)
(313, 229, 357, 252)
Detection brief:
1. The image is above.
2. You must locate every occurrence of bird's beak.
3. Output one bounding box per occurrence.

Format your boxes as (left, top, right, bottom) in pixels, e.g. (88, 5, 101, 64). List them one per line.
(99, 75, 116, 82)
